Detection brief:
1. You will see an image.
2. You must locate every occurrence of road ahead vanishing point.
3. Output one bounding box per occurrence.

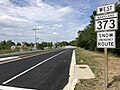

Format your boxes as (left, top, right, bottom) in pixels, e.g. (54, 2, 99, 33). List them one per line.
(0, 48, 74, 90)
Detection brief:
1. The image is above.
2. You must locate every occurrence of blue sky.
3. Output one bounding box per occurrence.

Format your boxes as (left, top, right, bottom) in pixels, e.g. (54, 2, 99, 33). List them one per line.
(0, 0, 118, 43)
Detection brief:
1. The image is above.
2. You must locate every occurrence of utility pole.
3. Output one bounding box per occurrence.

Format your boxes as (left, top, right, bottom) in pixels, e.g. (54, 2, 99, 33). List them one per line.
(32, 28, 39, 50)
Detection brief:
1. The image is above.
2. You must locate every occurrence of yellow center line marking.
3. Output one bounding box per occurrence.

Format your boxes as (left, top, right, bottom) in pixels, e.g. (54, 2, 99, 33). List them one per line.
(0, 50, 58, 65)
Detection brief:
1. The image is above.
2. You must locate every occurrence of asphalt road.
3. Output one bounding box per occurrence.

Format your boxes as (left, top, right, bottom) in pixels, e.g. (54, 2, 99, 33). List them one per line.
(0, 48, 74, 90)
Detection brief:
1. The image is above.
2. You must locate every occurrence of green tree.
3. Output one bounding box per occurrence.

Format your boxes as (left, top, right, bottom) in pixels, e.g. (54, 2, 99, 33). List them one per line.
(76, 24, 96, 50)
(74, 3, 120, 54)
(109, 3, 120, 55)
(38, 44, 44, 50)
(5, 40, 15, 50)
(70, 40, 77, 46)
(17, 42, 21, 46)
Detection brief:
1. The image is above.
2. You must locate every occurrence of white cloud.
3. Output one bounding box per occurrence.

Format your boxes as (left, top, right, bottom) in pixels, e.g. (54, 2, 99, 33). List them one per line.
(36, 25, 44, 29)
(0, 28, 22, 36)
(0, 0, 72, 21)
(52, 32, 58, 35)
(57, 6, 73, 14)
(0, 15, 28, 22)
(53, 24, 63, 28)
(99, 0, 117, 5)
(0, 14, 34, 28)
(0, 0, 73, 31)
(0, 0, 10, 5)
(51, 24, 63, 30)
(66, 0, 91, 11)
(0, 0, 105, 42)
(75, 22, 90, 31)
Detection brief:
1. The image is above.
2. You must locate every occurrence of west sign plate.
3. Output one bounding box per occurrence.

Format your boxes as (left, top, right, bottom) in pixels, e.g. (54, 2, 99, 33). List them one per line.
(95, 12, 118, 31)
(97, 31, 115, 48)
(97, 4, 115, 14)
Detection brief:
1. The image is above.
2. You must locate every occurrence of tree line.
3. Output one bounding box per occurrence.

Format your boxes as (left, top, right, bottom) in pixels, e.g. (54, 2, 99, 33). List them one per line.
(0, 40, 70, 51)
(71, 2, 120, 55)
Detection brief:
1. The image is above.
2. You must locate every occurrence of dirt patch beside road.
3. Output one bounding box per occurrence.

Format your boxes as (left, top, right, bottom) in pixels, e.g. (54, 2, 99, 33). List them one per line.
(75, 48, 120, 90)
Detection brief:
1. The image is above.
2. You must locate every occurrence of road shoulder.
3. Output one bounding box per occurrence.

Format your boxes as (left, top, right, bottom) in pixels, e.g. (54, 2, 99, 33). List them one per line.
(63, 50, 77, 90)
(63, 49, 95, 90)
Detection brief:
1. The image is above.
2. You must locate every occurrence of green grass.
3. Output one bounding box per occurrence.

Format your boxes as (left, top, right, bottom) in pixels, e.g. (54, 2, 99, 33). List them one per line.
(75, 47, 120, 90)
(0, 50, 13, 54)
(75, 48, 99, 76)
(75, 48, 102, 90)
(0, 49, 20, 54)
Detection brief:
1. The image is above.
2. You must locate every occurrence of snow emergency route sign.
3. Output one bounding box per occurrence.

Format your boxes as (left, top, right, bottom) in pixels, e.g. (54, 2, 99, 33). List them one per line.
(97, 31, 115, 48)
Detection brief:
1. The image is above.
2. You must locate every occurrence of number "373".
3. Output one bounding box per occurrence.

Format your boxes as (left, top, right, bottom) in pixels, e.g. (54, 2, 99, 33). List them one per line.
(95, 18, 117, 31)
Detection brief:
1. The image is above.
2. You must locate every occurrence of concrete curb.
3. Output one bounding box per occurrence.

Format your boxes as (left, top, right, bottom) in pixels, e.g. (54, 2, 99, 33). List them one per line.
(63, 50, 78, 90)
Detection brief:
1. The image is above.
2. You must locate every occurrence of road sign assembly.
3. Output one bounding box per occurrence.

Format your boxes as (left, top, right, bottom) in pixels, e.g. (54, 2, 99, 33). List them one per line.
(95, 4, 118, 48)
(95, 4, 118, 89)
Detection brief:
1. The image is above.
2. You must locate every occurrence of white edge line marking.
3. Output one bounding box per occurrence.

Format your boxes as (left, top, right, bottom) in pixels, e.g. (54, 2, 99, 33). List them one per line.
(0, 85, 35, 90)
(2, 50, 68, 84)
(0, 56, 19, 61)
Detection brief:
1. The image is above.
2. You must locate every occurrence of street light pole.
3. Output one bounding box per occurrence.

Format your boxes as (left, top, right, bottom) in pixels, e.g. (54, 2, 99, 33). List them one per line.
(32, 28, 39, 50)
